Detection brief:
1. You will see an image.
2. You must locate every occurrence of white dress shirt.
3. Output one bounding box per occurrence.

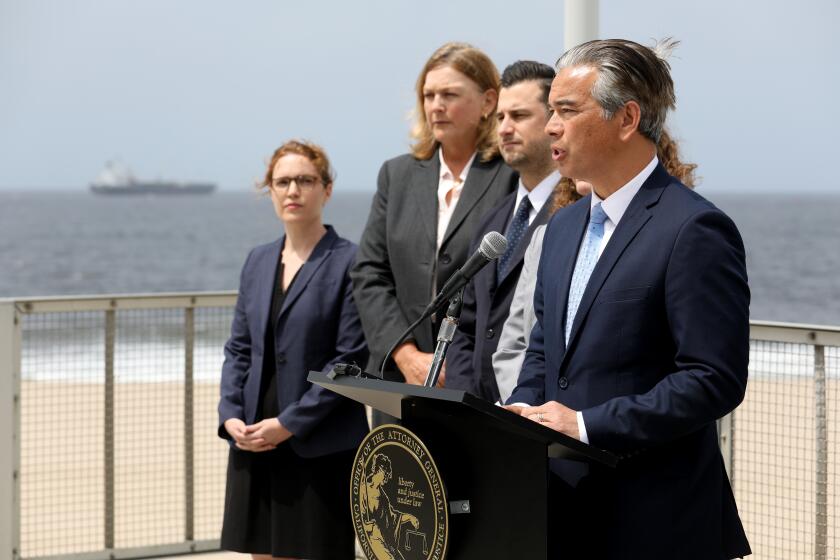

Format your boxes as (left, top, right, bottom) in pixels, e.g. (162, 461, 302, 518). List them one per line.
(436, 150, 477, 249)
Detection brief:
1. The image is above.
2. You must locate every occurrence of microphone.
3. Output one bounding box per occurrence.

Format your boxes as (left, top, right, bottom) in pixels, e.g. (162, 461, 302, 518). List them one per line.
(423, 231, 508, 316)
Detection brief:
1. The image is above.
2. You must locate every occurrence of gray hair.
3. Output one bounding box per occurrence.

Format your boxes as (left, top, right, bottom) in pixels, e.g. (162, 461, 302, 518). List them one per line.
(556, 38, 678, 143)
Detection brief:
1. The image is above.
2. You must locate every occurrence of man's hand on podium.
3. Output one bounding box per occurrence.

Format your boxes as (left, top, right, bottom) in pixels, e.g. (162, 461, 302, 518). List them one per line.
(504, 401, 580, 440)
(393, 341, 446, 387)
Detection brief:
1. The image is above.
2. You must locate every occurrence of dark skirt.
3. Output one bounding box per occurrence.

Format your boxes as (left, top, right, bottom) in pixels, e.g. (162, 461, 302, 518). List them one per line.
(221, 443, 356, 559)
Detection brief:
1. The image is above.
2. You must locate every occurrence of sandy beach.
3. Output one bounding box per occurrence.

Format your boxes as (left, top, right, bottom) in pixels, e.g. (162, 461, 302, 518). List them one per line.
(16, 377, 838, 559)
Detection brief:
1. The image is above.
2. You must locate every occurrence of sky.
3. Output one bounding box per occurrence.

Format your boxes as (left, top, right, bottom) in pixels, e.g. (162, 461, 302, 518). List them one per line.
(1, 0, 837, 193)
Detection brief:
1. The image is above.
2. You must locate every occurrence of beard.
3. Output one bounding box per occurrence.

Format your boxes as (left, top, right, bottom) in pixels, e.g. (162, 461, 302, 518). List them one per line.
(501, 147, 529, 169)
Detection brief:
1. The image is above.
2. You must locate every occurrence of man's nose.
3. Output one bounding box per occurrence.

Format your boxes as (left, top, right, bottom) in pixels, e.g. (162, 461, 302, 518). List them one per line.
(545, 113, 561, 136)
(498, 115, 513, 135)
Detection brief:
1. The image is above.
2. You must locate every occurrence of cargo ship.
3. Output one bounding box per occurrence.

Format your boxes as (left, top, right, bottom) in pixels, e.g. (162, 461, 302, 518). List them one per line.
(90, 161, 216, 195)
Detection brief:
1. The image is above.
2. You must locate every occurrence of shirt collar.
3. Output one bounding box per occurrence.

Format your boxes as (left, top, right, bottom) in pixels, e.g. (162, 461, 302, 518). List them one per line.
(439, 149, 477, 182)
(592, 156, 658, 226)
(516, 170, 561, 215)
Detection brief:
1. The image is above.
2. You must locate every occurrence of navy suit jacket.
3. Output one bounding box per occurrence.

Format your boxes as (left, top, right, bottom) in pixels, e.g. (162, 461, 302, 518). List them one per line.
(218, 226, 369, 458)
(447, 190, 551, 402)
(510, 164, 751, 559)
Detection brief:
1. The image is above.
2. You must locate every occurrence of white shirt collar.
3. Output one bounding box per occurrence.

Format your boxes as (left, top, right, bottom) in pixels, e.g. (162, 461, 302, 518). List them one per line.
(439, 149, 477, 182)
(591, 156, 659, 226)
(515, 170, 561, 216)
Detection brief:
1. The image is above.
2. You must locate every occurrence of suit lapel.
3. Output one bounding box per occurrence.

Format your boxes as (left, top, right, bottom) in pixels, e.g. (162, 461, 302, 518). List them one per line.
(563, 165, 670, 356)
(410, 157, 439, 247)
(255, 238, 283, 344)
(278, 227, 338, 320)
(485, 193, 517, 288)
(441, 157, 500, 248)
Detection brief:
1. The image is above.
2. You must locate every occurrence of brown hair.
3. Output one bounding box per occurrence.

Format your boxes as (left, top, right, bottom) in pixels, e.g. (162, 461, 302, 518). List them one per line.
(259, 139, 334, 191)
(657, 129, 697, 188)
(549, 177, 583, 213)
(548, 127, 698, 213)
(410, 42, 501, 162)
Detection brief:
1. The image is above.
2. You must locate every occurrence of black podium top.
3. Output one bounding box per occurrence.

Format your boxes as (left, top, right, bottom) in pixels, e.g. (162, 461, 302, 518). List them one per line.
(309, 370, 617, 467)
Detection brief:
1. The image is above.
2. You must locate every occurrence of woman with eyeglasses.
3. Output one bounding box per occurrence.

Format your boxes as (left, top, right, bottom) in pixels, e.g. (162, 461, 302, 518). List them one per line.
(218, 140, 368, 560)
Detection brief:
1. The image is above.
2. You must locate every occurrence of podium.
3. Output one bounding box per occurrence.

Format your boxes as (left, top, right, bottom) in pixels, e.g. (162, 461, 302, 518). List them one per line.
(309, 370, 617, 560)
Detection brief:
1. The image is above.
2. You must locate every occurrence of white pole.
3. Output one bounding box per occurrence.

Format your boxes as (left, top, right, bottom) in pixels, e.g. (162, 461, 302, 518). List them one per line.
(0, 302, 21, 560)
(564, 0, 599, 52)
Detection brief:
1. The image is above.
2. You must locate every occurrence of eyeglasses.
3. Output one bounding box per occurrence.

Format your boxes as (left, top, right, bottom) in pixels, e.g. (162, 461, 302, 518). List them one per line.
(272, 174, 322, 190)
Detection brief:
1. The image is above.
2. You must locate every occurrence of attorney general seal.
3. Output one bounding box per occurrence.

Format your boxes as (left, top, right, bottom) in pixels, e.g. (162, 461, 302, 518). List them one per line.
(350, 424, 448, 560)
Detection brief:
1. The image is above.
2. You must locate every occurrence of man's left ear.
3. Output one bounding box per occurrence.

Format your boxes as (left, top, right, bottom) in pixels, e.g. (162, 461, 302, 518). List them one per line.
(323, 182, 333, 203)
(618, 101, 642, 141)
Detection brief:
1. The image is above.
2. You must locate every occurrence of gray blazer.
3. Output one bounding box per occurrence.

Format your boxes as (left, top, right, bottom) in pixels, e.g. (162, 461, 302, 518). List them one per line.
(351, 151, 517, 379)
(491, 224, 545, 401)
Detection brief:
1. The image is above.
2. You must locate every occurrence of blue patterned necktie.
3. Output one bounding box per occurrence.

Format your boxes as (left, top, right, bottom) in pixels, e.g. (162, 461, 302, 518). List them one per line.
(498, 196, 532, 277)
(565, 203, 608, 344)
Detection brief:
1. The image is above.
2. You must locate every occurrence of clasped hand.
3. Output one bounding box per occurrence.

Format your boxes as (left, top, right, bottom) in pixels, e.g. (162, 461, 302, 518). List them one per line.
(503, 401, 581, 440)
(224, 417, 293, 452)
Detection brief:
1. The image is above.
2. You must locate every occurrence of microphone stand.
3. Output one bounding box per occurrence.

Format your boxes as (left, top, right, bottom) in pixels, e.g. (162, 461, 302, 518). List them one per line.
(424, 287, 464, 388)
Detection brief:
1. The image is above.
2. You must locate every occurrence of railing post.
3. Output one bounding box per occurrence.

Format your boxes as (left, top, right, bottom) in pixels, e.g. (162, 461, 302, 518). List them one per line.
(814, 344, 827, 560)
(184, 305, 195, 543)
(104, 308, 116, 550)
(0, 303, 22, 560)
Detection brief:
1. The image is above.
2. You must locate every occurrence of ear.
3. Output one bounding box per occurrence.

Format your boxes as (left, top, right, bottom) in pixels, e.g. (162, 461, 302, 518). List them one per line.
(323, 182, 333, 204)
(617, 100, 642, 142)
(481, 88, 499, 118)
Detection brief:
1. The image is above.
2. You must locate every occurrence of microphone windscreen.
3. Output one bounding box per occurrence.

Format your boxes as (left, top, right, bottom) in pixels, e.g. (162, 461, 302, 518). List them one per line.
(479, 231, 507, 260)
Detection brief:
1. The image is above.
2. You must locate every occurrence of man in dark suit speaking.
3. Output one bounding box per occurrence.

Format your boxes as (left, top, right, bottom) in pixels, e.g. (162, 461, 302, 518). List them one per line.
(505, 39, 752, 559)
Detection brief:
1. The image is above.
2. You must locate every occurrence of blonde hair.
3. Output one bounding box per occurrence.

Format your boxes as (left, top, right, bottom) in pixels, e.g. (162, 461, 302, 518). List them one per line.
(410, 42, 501, 162)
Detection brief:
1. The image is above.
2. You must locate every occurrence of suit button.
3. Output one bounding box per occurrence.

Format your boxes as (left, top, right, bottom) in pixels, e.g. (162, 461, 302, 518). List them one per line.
(276, 353, 286, 365)
(558, 376, 569, 389)
(485, 328, 495, 339)
(440, 253, 452, 265)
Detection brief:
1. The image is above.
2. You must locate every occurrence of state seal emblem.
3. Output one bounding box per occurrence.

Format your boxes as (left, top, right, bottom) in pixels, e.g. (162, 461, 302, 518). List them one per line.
(350, 424, 448, 560)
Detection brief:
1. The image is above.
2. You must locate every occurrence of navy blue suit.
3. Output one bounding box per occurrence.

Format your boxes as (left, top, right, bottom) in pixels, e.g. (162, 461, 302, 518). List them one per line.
(218, 226, 369, 458)
(510, 165, 751, 559)
(447, 191, 551, 402)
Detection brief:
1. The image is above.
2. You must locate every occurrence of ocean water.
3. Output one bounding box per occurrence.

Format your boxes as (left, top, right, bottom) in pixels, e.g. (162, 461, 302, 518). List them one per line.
(1, 190, 839, 326)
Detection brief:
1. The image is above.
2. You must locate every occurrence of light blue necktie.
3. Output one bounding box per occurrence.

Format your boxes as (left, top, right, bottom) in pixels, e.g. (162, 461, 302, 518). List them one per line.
(565, 203, 608, 344)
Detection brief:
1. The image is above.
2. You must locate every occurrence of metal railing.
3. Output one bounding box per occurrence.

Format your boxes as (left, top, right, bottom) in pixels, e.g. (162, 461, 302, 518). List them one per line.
(1, 293, 235, 560)
(1, 294, 838, 560)
(721, 321, 840, 560)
